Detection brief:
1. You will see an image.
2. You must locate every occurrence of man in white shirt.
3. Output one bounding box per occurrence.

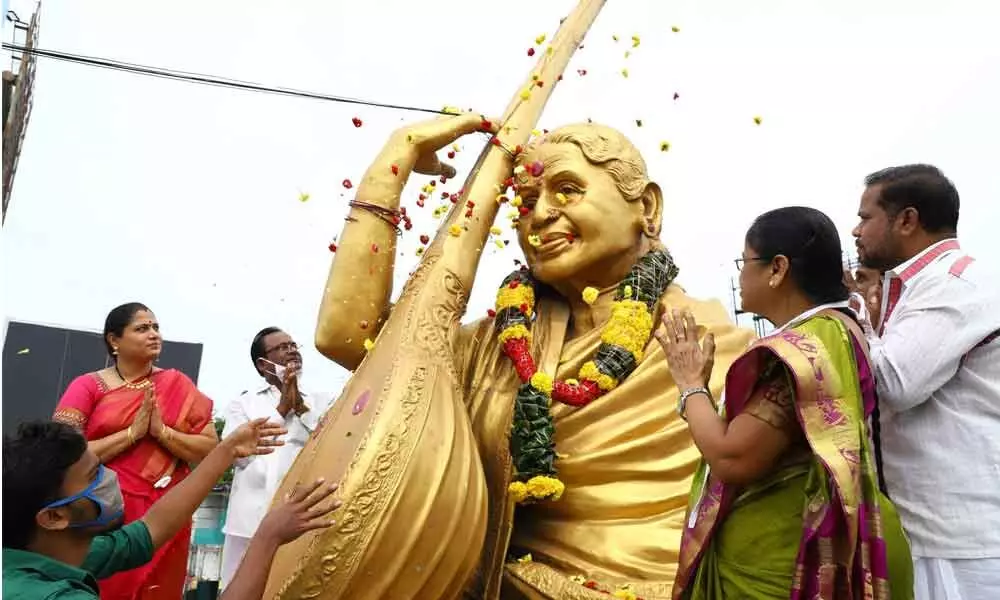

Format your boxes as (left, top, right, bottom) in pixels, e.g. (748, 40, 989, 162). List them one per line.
(853, 164, 1000, 599)
(219, 327, 336, 589)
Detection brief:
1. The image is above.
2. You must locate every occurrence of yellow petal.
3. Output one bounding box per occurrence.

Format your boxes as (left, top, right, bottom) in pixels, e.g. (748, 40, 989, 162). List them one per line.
(448, 224, 462, 237)
(490, 226, 503, 235)
(519, 89, 532, 100)
(660, 141, 671, 152)
(621, 68, 629, 78)
(671, 26, 680, 33)
(535, 34, 546, 45)
(632, 34, 641, 48)
(511, 195, 523, 207)
(528, 234, 542, 247)
(753, 115, 763, 125)
(556, 192, 568, 205)
(442, 105, 462, 115)
(363, 338, 375, 351)
(494, 238, 505, 249)
(298, 192, 310, 202)
(582, 286, 599, 305)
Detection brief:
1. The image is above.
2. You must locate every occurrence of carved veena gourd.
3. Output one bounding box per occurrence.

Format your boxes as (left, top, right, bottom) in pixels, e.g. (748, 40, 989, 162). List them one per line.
(262, 2, 607, 598)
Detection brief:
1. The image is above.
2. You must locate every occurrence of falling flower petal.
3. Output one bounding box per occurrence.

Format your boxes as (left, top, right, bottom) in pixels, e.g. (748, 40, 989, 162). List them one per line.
(419, 234, 430, 245)
(531, 128, 541, 137)
(342, 179, 353, 189)
(328, 242, 338, 252)
(612, 34, 619, 42)
(490, 226, 503, 235)
(416, 247, 425, 256)
(528, 234, 542, 247)
(631, 34, 640, 48)
(672, 26, 680, 33)
(299, 192, 310, 202)
(673, 92, 680, 100)
(448, 224, 462, 236)
(511, 196, 523, 207)
(390, 164, 399, 175)
(442, 106, 462, 115)
(527, 47, 535, 56)
(754, 116, 763, 125)
(494, 238, 505, 249)
(582, 287, 599, 305)
(577, 69, 588, 76)
(519, 89, 532, 100)
(545, 46, 554, 55)
(624, 51, 631, 59)
(535, 33, 547, 45)
(621, 68, 629, 78)
(363, 338, 375, 351)
(352, 117, 363, 127)
(17, 348, 30, 355)
(660, 141, 671, 152)
(635, 119, 643, 127)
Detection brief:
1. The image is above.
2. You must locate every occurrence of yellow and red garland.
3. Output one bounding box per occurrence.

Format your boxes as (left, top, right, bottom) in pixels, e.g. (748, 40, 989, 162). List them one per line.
(495, 249, 679, 503)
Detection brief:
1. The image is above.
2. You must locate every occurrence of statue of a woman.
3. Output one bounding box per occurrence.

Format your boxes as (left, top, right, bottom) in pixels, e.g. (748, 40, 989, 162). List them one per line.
(309, 119, 752, 599)
(262, 4, 751, 598)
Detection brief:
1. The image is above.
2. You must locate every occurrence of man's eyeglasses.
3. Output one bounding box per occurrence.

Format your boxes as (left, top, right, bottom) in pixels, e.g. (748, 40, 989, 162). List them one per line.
(265, 342, 301, 354)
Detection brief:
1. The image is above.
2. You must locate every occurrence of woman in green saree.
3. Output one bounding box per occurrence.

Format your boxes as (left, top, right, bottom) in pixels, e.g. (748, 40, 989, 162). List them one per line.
(657, 207, 913, 600)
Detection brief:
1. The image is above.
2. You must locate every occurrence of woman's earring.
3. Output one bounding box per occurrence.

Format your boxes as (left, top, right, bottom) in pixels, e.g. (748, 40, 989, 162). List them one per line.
(112, 347, 119, 355)
(769, 280, 777, 288)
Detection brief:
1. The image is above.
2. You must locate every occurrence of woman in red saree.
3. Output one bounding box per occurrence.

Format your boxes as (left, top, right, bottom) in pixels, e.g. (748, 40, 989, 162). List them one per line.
(656, 208, 913, 599)
(54, 302, 217, 600)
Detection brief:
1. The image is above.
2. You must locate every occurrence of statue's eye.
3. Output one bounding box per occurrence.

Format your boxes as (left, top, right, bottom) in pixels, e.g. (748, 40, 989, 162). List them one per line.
(559, 184, 581, 195)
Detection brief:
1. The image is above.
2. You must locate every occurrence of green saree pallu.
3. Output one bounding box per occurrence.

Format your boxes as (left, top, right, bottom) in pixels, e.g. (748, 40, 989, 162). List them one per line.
(674, 314, 914, 600)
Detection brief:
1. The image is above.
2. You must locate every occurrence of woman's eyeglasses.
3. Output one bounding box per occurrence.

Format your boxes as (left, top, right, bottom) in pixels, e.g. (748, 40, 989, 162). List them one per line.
(734, 257, 773, 271)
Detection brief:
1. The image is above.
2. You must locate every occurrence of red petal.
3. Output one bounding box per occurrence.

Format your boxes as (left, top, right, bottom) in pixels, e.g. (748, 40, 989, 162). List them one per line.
(328, 242, 337, 252)
(447, 151, 456, 159)
(527, 48, 535, 56)
(487, 308, 497, 317)
(419, 234, 430, 244)
(391, 164, 399, 175)
(371, 244, 379, 253)
(352, 117, 363, 127)
(342, 179, 353, 189)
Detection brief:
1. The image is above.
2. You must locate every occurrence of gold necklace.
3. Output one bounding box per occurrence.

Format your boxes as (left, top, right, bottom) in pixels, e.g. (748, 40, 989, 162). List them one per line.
(116, 365, 153, 390)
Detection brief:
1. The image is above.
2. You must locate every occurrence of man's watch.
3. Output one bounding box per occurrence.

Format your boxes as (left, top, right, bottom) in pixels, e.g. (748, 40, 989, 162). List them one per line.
(677, 386, 712, 421)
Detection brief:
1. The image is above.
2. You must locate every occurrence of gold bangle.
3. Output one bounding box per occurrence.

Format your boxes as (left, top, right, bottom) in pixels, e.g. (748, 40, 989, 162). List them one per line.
(161, 424, 172, 442)
(127, 426, 135, 446)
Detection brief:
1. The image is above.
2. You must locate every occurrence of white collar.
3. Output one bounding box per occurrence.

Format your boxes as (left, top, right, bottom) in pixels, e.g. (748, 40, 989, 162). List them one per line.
(887, 238, 960, 282)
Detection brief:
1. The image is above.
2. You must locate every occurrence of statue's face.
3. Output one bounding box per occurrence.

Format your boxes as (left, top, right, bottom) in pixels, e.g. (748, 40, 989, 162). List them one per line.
(515, 142, 648, 289)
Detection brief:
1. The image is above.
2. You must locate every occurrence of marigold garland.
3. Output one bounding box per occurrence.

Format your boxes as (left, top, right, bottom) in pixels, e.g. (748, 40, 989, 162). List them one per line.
(495, 249, 679, 503)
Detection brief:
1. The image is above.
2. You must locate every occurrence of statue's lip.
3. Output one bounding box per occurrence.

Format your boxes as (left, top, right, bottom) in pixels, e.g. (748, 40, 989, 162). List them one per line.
(539, 231, 575, 243)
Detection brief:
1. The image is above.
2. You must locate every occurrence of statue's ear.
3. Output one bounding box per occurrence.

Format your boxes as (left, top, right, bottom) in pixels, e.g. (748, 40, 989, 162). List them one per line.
(640, 182, 663, 239)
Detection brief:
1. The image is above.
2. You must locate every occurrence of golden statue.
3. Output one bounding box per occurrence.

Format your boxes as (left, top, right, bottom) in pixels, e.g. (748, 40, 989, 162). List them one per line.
(264, 2, 752, 598)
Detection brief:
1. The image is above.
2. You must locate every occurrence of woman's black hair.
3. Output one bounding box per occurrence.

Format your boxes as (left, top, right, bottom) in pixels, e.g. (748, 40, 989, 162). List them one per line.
(745, 206, 849, 305)
(103, 302, 151, 358)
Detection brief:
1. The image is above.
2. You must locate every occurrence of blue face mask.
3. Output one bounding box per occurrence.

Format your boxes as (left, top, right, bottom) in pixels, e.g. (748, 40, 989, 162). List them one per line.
(44, 464, 125, 529)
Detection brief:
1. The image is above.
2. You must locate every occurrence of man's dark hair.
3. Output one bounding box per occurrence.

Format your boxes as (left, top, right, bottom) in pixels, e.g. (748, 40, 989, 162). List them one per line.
(746, 206, 849, 305)
(865, 164, 959, 235)
(250, 327, 283, 371)
(2, 421, 88, 549)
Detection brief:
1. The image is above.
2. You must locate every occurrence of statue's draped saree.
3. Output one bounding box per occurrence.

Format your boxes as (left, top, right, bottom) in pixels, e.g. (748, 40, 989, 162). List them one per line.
(458, 285, 753, 599)
(673, 313, 914, 600)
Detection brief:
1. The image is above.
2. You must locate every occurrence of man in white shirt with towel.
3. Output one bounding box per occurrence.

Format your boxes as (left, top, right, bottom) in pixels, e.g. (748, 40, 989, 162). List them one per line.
(853, 164, 1000, 599)
(219, 327, 335, 589)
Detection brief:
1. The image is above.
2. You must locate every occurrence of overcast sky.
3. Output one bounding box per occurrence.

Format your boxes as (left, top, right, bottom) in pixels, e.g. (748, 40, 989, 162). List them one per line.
(3, 0, 998, 410)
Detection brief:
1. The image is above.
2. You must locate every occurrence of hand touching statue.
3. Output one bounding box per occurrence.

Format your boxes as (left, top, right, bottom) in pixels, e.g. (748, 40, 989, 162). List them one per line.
(655, 309, 716, 390)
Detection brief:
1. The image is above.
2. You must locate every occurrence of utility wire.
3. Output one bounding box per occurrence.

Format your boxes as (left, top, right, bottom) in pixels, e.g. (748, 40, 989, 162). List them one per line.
(2, 42, 453, 116)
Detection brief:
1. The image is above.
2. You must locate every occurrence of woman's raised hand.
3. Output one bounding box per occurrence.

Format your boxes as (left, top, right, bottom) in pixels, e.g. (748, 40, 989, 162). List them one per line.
(130, 388, 154, 439)
(654, 309, 716, 390)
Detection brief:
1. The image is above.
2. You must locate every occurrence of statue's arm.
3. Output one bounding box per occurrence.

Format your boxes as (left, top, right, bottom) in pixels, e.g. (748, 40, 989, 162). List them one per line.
(314, 114, 492, 370)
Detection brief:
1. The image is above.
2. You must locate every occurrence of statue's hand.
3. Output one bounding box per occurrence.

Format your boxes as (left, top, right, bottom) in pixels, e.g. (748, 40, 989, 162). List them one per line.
(390, 113, 499, 178)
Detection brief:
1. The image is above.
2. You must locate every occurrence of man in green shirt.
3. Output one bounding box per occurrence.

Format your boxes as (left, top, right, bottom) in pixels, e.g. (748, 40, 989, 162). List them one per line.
(3, 419, 340, 599)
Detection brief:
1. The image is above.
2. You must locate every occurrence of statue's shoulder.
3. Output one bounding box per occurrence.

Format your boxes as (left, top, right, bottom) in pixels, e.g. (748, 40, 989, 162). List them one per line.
(659, 284, 756, 343)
